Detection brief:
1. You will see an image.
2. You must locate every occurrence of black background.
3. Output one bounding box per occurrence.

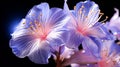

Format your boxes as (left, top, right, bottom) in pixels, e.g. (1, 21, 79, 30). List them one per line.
(0, 0, 120, 66)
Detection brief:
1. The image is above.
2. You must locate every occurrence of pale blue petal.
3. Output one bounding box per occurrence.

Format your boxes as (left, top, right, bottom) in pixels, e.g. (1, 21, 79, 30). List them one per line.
(100, 25, 114, 40)
(9, 35, 36, 58)
(28, 41, 51, 64)
(75, 1, 99, 17)
(47, 27, 69, 44)
(66, 30, 83, 49)
(11, 19, 31, 38)
(36, 3, 50, 22)
(26, 3, 50, 23)
(110, 41, 120, 54)
(75, 1, 99, 26)
(48, 8, 68, 28)
(82, 37, 100, 58)
(87, 23, 113, 40)
(47, 28, 69, 53)
(64, 0, 69, 12)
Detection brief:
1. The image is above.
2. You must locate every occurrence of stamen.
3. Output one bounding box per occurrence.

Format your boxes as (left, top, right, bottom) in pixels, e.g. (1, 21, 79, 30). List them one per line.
(78, 5, 84, 14)
(78, 5, 85, 22)
(96, 12, 104, 22)
(101, 16, 108, 23)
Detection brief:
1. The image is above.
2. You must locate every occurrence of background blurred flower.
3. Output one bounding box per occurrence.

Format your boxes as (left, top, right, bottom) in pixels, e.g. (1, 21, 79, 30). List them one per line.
(97, 40, 120, 67)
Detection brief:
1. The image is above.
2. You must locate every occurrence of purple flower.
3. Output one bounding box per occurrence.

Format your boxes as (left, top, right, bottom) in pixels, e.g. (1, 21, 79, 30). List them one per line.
(64, 0, 109, 57)
(9, 3, 69, 64)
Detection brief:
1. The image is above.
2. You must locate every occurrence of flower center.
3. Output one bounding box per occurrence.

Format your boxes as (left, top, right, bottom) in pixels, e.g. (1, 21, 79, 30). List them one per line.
(24, 20, 50, 40)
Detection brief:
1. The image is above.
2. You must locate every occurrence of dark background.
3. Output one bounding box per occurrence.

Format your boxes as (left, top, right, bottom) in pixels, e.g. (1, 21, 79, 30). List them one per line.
(0, 0, 120, 66)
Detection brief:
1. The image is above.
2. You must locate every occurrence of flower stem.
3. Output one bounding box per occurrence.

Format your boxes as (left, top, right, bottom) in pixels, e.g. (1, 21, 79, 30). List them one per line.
(56, 47, 63, 67)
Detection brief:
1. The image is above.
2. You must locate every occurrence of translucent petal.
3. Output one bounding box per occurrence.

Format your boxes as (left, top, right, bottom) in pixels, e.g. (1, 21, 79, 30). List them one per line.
(82, 37, 100, 58)
(110, 8, 119, 23)
(11, 19, 31, 39)
(28, 41, 51, 64)
(47, 27, 69, 44)
(86, 27, 106, 39)
(36, 3, 50, 22)
(48, 8, 68, 29)
(75, 1, 99, 27)
(62, 50, 98, 66)
(9, 35, 36, 58)
(26, 3, 50, 23)
(66, 30, 83, 49)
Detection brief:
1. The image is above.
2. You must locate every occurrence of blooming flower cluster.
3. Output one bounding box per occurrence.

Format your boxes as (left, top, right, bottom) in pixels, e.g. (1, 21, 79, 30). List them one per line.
(9, 0, 120, 67)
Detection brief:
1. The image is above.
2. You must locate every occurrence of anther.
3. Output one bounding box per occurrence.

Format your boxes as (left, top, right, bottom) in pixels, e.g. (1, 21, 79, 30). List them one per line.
(100, 13, 104, 15)
(101, 16, 108, 23)
(74, 6, 76, 10)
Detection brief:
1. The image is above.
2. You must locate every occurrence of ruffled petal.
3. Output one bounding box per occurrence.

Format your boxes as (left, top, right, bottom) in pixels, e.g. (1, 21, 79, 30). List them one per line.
(75, 1, 99, 25)
(26, 3, 50, 23)
(36, 3, 50, 22)
(75, 0, 99, 17)
(9, 35, 36, 58)
(28, 41, 51, 64)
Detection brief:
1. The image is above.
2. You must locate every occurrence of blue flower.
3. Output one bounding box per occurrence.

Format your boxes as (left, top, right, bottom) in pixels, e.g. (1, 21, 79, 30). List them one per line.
(64, 0, 110, 57)
(9, 3, 69, 64)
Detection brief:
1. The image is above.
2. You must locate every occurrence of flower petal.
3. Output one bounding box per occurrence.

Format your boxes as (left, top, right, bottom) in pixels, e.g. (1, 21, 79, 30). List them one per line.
(66, 30, 83, 49)
(9, 35, 36, 58)
(11, 19, 31, 38)
(28, 41, 51, 64)
(62, 50, 98, 66)
(82, 37, 101, 58)
(64, 0, 78, 29)
(107, 8, 120, 38)
(47, 8, 69, 29)
(36, 3, 50, 22)
(110, 8, 119, 23)
(86, 27, 108, 40)
(75, 1, 99, 27)
(26, 3, 50, 23)
(47, 27, 69, 44)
